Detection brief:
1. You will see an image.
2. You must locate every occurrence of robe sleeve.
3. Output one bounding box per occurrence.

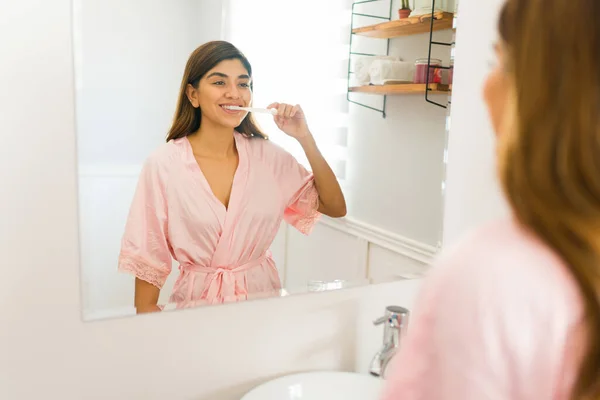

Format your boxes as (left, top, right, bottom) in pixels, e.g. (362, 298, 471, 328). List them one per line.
(268, 142, 321, 235)
(117, 156, 173, 289)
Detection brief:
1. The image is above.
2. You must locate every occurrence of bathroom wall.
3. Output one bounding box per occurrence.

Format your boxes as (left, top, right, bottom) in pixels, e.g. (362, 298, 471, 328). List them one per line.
(442, 0, 510, 243)
(73, 0, 213, 167)
(0, 0, 505, 399)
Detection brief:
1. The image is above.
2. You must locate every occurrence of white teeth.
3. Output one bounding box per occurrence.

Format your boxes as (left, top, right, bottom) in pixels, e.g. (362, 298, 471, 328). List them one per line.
(222, 105, 242, 111)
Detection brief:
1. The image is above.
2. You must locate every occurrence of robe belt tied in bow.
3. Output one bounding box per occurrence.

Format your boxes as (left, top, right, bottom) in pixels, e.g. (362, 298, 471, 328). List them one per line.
(181, 253, 269, 301)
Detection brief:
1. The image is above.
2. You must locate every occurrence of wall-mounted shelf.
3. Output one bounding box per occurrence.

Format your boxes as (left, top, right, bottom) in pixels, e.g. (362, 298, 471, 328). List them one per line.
(352, 11, 454, 39)
(349, 83, 450, 95)
(347, 0, 454, 117)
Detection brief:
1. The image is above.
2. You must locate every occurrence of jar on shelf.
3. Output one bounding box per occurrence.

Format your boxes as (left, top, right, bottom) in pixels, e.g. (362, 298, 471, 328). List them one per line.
(414, 58, 442, 84)
(448, 58, 454, 85)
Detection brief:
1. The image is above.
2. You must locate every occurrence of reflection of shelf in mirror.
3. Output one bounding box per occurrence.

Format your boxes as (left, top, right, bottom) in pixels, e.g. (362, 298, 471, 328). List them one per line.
(349, 83, 450, 95)
(352, 12, 454, 39)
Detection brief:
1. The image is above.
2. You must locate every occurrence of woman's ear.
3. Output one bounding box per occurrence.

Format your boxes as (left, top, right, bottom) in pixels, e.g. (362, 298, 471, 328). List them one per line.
(186, 83, 199, 108)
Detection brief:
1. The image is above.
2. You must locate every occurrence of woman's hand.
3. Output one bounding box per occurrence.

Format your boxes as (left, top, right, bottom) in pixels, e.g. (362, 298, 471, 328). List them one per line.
(268, 103, 347, 218)
(267, 102, 311, 140)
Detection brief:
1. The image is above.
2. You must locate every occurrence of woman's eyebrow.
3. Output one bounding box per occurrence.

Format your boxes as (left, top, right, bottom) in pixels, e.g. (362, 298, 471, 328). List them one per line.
(206, 72, 251, 80)
(206, 72, 228, 79)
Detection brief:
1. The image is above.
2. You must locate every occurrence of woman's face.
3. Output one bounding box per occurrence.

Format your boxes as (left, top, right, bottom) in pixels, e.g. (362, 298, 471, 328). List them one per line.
(187, 59, 252, 129)
(483, 42, 510, 137)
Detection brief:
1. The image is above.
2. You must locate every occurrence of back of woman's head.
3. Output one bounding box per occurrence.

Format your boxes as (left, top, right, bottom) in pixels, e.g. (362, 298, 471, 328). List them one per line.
(497, 0, 600, 397)
(166, 40, 266, 142)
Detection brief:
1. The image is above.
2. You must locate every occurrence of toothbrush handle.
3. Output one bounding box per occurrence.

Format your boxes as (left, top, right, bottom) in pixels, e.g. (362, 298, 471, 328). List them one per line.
(251, 107, 277, 115)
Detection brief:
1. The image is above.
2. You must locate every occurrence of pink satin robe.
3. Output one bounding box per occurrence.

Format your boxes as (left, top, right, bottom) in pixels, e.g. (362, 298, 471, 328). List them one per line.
(118, 132, 321, 306)
(382, 218, 585, 400)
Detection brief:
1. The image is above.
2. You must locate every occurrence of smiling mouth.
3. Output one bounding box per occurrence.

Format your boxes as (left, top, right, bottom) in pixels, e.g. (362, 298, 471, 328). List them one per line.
(220, 104, 244, 114)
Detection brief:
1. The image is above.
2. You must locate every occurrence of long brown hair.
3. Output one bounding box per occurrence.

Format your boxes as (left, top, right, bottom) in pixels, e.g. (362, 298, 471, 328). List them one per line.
(497, 0, 600, 398)
(166, 41, 267, 142)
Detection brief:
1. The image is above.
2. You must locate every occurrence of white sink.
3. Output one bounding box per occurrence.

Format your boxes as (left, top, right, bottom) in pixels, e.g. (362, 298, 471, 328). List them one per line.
(240, 371, 384, 400)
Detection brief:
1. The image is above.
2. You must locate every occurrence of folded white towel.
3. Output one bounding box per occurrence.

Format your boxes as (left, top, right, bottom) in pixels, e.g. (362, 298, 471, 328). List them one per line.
(353, 56, 398, 86)
(369, 59, 414, 85)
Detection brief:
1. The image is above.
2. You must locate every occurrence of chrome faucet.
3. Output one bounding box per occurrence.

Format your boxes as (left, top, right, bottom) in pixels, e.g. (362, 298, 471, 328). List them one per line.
(369, 305, 409, 378)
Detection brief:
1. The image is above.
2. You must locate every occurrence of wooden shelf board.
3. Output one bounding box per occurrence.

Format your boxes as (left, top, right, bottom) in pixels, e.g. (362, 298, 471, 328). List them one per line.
(352, 11, 454, 39)
(349, 83, 450, 95)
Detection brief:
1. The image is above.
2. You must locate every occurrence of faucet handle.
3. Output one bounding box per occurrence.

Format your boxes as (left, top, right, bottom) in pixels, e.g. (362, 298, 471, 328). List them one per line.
(373, 306, 409, 330)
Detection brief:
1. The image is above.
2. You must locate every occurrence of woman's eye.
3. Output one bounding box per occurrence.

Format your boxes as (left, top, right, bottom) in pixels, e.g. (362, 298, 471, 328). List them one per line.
(212, 81, 250, 88)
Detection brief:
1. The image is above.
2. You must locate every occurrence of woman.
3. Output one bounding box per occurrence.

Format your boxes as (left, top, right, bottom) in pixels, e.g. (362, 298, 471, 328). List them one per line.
(382, 0, 600, 399)
(118, 41, 346, 313)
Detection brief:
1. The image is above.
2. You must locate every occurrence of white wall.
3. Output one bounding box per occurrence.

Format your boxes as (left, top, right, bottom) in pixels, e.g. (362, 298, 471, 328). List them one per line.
(78, 168, 139, 314)
(442, 0, 509, 244)
(282, 217, 436, 293)
(0, 0, 505, 398)
(74, 0, 210, 166)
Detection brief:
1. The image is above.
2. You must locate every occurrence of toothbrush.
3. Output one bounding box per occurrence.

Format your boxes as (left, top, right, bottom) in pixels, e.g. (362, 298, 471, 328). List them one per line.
(224, 105, 277, 115)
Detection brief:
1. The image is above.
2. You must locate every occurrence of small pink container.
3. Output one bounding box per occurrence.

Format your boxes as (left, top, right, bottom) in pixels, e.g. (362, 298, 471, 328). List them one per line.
(413, 58, 442, 84)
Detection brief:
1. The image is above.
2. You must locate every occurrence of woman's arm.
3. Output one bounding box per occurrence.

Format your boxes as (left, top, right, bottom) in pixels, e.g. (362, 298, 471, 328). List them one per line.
(134, 278, 161, 313)
(269, 102, 347, 218)
(297, 134, 346, 217)
(118, 155, 172, 314)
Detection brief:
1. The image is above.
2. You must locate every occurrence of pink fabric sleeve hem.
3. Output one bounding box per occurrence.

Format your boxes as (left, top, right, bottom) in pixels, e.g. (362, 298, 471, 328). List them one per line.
(287, 181, 321, 235)
(118, 253, 169, 289)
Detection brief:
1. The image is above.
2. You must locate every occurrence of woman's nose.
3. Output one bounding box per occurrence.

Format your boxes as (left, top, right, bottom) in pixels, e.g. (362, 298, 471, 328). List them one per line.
(225, 85, 240, 99)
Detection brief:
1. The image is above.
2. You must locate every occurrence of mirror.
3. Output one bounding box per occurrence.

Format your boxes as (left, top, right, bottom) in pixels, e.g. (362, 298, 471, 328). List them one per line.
(75, 0, 457, 320)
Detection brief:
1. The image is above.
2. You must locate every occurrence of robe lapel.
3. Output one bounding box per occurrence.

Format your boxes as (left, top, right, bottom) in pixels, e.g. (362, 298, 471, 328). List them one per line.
(210, 133, 249, 268)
